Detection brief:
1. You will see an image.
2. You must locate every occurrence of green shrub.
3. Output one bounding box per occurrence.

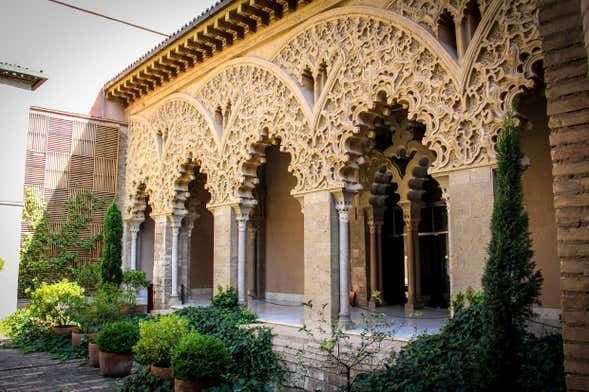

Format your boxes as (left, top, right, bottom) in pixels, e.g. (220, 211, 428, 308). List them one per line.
(92, 284, 125, 324)
(211, 286, 239, 309)
(176, 305, 256, 339)
(29, 279, 85, 326)
(75, 262, 101, 295)
(97, 321, 139, 354)
(123, 270, 151, 291)
(101, 201, 123, 286)
(134, 314, 190, 367)
(0, 308, 50, 344)
(116, 366, 174, 392)
(0, 257, 4, 271)
(171, 332, 230, 382)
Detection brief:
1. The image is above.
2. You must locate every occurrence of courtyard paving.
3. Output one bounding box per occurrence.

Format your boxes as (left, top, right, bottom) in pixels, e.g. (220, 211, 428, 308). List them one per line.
(0, 348, 120, 391)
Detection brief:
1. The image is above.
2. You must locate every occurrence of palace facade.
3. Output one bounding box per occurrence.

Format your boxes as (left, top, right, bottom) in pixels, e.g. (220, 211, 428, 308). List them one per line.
(102, 1, 589, 388)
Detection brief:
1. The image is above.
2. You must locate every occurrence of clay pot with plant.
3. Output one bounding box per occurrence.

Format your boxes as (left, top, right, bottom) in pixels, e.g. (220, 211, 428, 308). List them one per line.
(97, 321, 139, 377)
(70, 300, 98, 347)
(28, 279, 85, 334)
(121, 270, 151, 314)
(171, 332, 230, 392)
(88, 336, 100, 367)
(134, 313, 189, 380)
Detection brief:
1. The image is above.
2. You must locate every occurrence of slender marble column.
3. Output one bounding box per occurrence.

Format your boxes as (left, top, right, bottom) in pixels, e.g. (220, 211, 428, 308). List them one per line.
(169, 215, 183, 301)
(247, 222, 257, 297)
(336, 198, 353, 328)
(367, 219, 377, 301)
(129, 221, 141, 270)
(376, 222, 384, 292)
(236, 212, 249, 304)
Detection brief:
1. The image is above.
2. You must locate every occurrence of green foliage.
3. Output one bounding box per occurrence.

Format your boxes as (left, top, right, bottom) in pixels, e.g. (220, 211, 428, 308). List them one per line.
(91, 284, 125, 324)
(116, 366, 174, 392)
(211, 285, 239, 309)
(75, 262, 101, 295)
(134, 314, 190, 367)
(29, 279, 85, 326)
(0, 257, 5, 271)
(171, 332, 230, 381)
(101, 201, 123, 286)
(351, 293, 564, 392)
(19, 188, 104, 297)
(481, 115, 543, 389)
(123, 270, 151, 291)
(176, 305, 282, 387)
(97, 321, 139, 354)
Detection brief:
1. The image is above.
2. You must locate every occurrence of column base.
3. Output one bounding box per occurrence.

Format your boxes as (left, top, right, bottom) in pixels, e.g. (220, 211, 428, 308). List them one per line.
(168, 295, 181, 307)
(404, 302, 415, 314)
(337, 315, 354, 330)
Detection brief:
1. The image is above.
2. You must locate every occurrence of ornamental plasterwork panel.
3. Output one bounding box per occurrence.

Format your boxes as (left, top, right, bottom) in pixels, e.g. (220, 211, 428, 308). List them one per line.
(124, 2, 542, 213)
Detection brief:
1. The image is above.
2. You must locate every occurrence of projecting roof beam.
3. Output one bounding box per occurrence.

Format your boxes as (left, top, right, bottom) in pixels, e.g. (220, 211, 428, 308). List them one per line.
(251, 0, 283, 19)
(131, 76, 153, 91)
(216, 18, 245, 40)
(205, 26, 234, 46)
(197, 32, 223, 52)
(161, 54, 186, 72)
(146, 65, 170, 82)
(154, 60, 179, 77)
(240, 3, 270, 25)
(177, 44, 204, 62)
(169, 50, 195, 67)
(227, 10, 257, 33)
(139, 70, 162, 87)
(186, 38, 213, 57)
(119, 84, 141, 100)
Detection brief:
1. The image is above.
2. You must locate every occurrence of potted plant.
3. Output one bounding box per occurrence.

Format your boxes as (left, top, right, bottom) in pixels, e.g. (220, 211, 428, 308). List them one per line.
(97, 321, 139, 377)
(28, 279, 85, 334)
(134, 314, 190, 380)
(71, 304, 98, 347)
(88, 334, 100, 367)
(171, 332, 230, 392)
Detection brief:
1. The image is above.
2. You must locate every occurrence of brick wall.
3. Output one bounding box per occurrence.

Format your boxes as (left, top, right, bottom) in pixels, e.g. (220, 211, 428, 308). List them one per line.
(539, 1, 589, 390)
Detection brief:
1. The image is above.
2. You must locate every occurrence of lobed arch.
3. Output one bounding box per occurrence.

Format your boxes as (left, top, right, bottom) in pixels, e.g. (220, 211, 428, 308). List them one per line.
(186, 58, 317, 205)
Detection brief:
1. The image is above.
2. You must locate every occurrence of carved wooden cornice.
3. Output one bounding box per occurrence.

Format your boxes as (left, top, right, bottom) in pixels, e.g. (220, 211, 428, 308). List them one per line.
(104, 0, 314, 106)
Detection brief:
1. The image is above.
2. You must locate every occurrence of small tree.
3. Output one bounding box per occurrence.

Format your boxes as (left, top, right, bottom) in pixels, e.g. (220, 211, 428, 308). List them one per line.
(481, 115, 543, 389)
(101, 201, 123, 285)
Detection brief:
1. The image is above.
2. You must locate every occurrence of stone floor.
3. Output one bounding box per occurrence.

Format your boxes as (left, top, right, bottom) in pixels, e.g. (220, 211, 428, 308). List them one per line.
(177, 296, 451, 340)
(0, 348, 121, 391)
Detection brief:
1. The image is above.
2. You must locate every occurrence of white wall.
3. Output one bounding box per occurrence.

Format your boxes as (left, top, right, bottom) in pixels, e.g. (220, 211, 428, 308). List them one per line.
(0, 84, 32, 319)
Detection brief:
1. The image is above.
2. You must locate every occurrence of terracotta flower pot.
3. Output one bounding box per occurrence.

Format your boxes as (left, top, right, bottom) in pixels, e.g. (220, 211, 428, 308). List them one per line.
(151, 364, 173, 380)
(51, 325, 80, 335)
(72, 332, 97, 347)
(88, 342, 100, 367)
(174, 378, 220, 392)
(98, 351, 134, 377)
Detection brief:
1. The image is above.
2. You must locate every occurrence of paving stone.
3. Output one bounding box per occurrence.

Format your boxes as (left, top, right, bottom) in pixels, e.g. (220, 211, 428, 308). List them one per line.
(0, 348, 121, 391)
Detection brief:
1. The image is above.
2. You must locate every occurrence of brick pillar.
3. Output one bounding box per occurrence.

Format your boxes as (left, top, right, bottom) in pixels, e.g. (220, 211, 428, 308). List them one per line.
(211, 205, 237, 294)
(540, 1, 589, 389)
(303, 190, 340, 325)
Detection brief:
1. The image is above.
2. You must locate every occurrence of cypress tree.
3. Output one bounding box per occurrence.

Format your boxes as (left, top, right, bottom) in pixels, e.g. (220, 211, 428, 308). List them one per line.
(101, 201, 123, 285)
(481, 114, 543, 389)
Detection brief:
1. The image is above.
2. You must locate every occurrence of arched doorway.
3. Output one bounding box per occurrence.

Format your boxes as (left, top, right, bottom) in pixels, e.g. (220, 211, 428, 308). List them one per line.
(250, 144, 304, 304)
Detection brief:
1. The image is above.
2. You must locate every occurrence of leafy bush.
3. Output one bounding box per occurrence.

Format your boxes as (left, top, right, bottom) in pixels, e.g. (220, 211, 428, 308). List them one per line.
(75, 262, 101, 295)
(97, 321, 139, 354)
(350, 296, 564, 392)
(171, 332, 230, 381)
(134, 314, 190, 367)
(176, 306, 282, 387)
(116, 366, 174, 392)
(92, 284, 125, 324)
(0, 256, 4, 271)
(123, 270, 151, 291)
(29, 279, 85, 326)
(101, 201, 123, 286)
(0, 308, 50, 345)
(211, 286, 239, 309)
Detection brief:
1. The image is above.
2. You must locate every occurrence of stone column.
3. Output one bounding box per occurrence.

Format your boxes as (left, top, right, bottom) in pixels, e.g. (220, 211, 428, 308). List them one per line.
(447, 166, 494, 295)
(303, 191, 339, 326)
(367, 219, 377, 301)
(129, 221, 141, 270)
(401, 202, 421, 312)
(211, 205, 237, 292)
(376, 222, 384, 293)
(169, 214, 183, 304)
(236, 211, 249, 304)
(335, 192, 354, 328)
(247, 222, 257, 297)
(181, 219, 195, 300)
(151, 214, 171, 309)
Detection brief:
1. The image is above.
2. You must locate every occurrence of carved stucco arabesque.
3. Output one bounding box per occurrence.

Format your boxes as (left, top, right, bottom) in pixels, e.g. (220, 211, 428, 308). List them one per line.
(124, 0, 542, 216)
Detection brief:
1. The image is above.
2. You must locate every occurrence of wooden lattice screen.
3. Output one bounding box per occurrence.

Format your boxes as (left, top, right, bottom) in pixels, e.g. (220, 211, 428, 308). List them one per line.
(22, 109, 121, 263)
